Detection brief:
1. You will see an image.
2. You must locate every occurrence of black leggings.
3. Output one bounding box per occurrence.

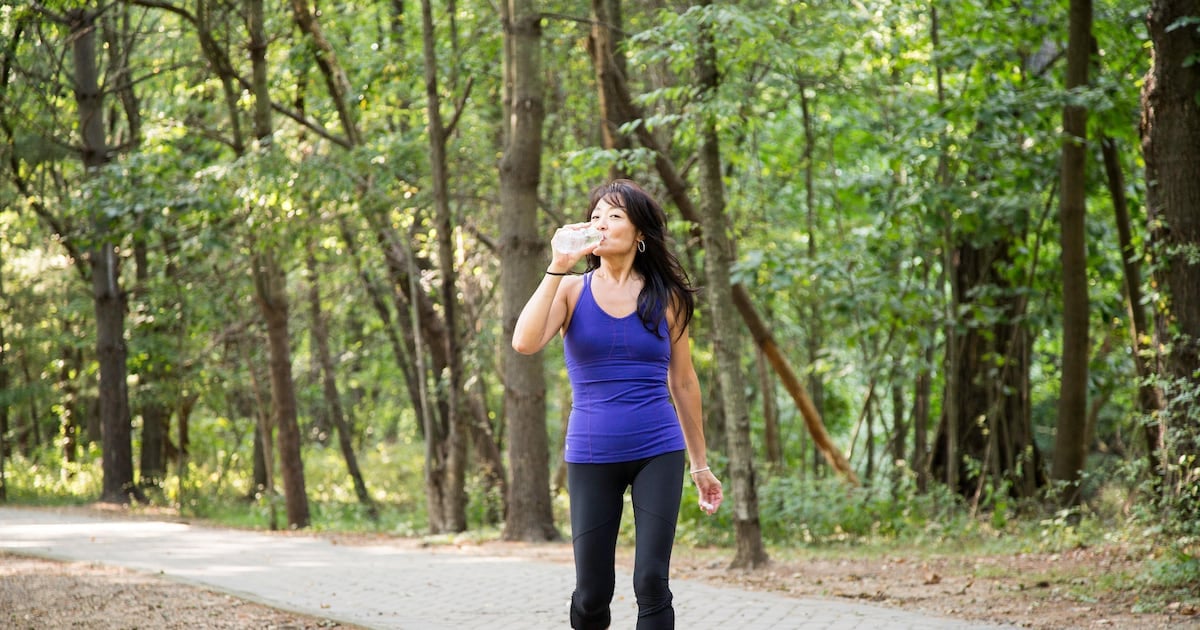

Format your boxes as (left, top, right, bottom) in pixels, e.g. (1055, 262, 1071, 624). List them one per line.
(567, 450, 685, 630)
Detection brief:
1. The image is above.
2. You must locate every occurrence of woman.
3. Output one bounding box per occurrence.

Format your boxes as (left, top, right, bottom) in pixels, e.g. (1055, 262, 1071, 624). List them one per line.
(512, 179, 723, 629)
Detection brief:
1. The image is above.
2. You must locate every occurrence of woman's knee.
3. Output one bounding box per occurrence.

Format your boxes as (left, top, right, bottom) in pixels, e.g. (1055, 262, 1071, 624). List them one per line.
(571, 590, 612, 630)
(632, 569, 672, 608)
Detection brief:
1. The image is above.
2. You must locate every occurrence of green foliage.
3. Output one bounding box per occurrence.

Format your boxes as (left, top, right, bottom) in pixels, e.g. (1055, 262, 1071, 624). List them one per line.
(1142, 545, 1200, 592)
(756, 475, 969, 545)
(2, 446, 104, 504)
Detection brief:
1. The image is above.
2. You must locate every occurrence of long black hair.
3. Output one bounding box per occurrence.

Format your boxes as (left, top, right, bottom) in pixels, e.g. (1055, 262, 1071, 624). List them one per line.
(584, 179, 697, 340)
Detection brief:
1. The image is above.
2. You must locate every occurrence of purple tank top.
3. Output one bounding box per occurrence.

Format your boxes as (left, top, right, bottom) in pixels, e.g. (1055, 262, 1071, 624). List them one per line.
(563, 272, 685, 464)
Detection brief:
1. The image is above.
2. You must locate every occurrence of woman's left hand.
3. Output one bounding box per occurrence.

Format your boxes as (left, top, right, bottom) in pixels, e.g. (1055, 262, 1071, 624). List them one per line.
(692, 470, 723, 515)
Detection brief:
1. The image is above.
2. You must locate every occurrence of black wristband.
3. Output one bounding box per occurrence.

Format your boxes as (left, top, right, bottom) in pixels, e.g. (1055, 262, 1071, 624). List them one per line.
(545, 270, 570, 276)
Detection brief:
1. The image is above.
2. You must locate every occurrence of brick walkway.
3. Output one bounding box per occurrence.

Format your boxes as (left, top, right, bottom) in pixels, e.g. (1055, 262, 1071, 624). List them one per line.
(0, 507, 1015, 629)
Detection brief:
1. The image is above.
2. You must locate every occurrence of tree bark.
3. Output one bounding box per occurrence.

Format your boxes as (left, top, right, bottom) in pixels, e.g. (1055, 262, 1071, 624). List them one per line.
(1141, 0, 1200, 518)
(67, 6, 138, 504)
(133, 240, 169, 485)
(420, 0, 468, 533)
(1100, 135, 1163, 466)
(290, 0, 361, 146)
(590, 0, 632, 179)
(0, 264, 8, 501)
(306, 249, 377, 519)
(500, 0, 558, 542)
(932, 242, 1046, 498)
(696, 8, 767, 569)
(757, 349, 782, 467)
(798, 86, 827, 465)
(248, 0, 309, 529)
(1051, 0, 1092, 506)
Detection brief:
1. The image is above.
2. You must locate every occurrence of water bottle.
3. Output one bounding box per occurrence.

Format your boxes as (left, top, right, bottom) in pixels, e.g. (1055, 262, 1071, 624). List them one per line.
(551, 225, 602, 254)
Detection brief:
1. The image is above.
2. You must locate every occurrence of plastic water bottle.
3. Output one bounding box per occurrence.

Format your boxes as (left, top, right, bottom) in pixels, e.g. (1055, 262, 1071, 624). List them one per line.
(551, 225, 602, 254)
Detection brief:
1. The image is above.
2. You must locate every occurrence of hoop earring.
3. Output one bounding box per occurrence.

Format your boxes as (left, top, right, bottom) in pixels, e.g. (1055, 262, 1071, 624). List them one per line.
(637, 240, 646, 253)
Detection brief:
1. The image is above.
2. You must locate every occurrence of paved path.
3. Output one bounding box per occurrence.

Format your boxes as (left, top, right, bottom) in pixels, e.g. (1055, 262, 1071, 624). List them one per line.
(0, 507, 1015, 629)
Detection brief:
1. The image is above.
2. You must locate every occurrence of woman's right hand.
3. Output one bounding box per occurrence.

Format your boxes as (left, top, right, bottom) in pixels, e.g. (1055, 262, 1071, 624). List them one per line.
(549, 222, 601, 269)
(693, 471, 723, 515)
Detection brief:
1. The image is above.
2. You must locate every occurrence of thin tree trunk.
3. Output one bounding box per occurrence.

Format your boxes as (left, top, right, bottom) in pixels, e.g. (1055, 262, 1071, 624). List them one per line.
(912, 342, 932, 493)
(251, 251, 308, 528)
(58, 341, 81, 462)
(419, 0, 468, 533)
(133, 239, 169, 486)
(290, 0, 361, 146)
(696, 7, 767, 569)
(891, 376, 907, 490)
(242, 338, 278, 530)
(590, 0, 631, 179)
(758, 349, 782, 468)
(799, 86, 826, 445)
(248, 0, 309, 529)
(0, 264, 7, 501)
(1051, 0, 1092, 506)
(306, 249, 377, 519)
(929, 4, 960, 493)
(1100, 135, 1163, 468)
(500, 0, 558, 542)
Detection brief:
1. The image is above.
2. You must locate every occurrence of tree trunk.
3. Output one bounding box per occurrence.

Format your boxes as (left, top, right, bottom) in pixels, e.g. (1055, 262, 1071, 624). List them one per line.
(912, 342, 932, 493)
(420, 0, 468, 533)
(306, 249, 377, 519)
(500, 0, 558, 542)
(799, 86, 826, 452)
(68, 6, 137, 504)
(133, 239, 171, 486)
(758, 349, 782, 468)
(1141, 0, 1200, 519)
(590, 0, 631, 179)
(290, 0, 361, 146)
(932, 242, 1046, 499)
(251, 251, 309, 529)
(0, 264, 8, 501)
(696, 10, 767, 569)
(1100, 135, 1163, 468)
(247, 0, 308, 529)
(1051, 0, 1092, 506)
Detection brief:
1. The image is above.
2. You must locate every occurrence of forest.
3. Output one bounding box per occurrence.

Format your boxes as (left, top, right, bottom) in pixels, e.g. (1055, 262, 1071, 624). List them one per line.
(1, 0, 1198, 580)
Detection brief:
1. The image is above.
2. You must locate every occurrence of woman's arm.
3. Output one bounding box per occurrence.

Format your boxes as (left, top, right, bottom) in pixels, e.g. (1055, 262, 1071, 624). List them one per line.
(512, 223, 596, 355)
(667, 308, 723, 514)
(511, 273, 574, 355)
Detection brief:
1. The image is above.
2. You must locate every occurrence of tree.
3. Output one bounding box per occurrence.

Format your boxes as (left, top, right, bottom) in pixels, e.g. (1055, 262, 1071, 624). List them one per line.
(929, 3, 1049, 502)
(500, 0, 558, 541)
(1051, 0, 1093, 506)
(61, 3, 140, 503)
(1140, 0, 1200, 521)
(694, 3, 767, 569)
(247, 0, 309, 529)
(419, 0, 469, 533)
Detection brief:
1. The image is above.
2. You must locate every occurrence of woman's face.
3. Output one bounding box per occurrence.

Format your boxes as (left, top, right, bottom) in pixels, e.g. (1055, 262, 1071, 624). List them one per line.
(590, 197, 641, 256)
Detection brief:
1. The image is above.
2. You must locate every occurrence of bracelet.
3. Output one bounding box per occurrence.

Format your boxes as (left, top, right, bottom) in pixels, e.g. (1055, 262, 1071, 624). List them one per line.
(689, 466, 710, 476)
(545, 270, 570, 276)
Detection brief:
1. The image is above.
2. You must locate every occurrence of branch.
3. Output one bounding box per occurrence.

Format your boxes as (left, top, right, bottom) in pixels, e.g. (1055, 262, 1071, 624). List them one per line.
(444, 75, 474, 137)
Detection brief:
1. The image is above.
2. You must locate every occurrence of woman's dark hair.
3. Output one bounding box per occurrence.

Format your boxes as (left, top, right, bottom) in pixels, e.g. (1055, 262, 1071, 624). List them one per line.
(584, 179, 697, 340)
